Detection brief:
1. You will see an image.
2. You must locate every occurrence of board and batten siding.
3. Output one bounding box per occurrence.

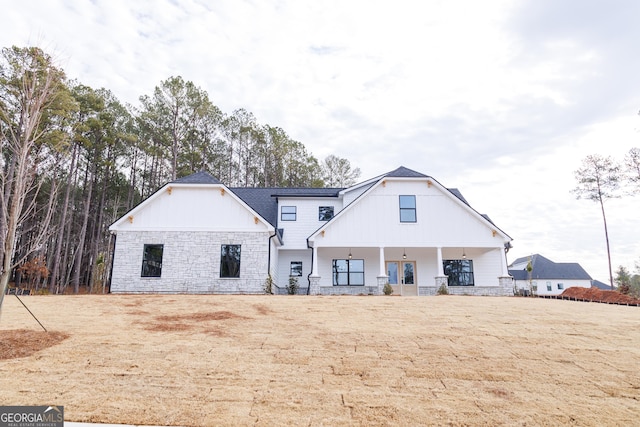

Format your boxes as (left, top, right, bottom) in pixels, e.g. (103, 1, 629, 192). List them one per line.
(315, 180, 504, 249)
(277, 198, 341, 249)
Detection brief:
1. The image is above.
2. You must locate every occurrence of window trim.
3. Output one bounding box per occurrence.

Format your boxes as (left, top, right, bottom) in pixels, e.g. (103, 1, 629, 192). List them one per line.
(141, 244, 164, 278)
(443, 259, 474, 286)
(318, 206, 334, 221)
(220, 244, 241, 278)
(399, 195, 417, 223)
(281, 206, 297, 221)
(332, 259, 365, 286)
(290, 261, 303, 277)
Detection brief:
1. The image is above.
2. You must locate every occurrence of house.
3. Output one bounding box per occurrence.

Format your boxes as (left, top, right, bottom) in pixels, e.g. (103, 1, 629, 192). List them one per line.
(508, 254, 593, 296)
(108, 166, 514, 295)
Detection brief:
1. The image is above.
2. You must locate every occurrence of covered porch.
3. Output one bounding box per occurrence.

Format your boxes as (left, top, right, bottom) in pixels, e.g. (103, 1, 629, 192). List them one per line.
(308, 245, 513, 296)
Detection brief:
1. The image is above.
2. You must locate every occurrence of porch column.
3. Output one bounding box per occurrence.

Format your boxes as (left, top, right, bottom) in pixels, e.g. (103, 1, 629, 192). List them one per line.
(498, 247, 514, 296)
(435, 246, 448, 289)
(311, 246, 319, 276)
(376, 246, 388, 295)
(309, 246, 321, 294)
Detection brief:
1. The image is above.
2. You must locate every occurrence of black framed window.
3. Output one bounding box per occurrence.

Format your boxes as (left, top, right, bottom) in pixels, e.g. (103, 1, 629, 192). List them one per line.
(443, 259, 474, 286)
(141, 244, 163, 277)
(281, 206, 297, 221)
(332, 259, 365, 286)
(290, 261, 303, 276)
(220, 244, 241, 278)
(319, 206, 334, 221)
(399, 195, 416, 222)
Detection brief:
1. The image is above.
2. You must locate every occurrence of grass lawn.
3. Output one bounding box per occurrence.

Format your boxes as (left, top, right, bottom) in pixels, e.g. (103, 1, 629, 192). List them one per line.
(0, 294, 638, 426)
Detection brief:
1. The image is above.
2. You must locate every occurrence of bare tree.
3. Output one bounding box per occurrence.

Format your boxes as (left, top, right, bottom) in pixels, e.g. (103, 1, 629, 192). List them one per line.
(572, 154, 621, 289)
(0, 46, 71, 308)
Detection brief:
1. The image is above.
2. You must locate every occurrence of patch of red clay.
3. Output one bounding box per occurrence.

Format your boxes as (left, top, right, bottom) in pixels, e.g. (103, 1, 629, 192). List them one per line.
(561, 287, 640, 305)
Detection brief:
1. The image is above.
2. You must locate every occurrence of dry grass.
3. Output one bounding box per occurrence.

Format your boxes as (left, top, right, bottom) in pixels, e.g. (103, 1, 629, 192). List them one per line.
(0, 294, 638, 426)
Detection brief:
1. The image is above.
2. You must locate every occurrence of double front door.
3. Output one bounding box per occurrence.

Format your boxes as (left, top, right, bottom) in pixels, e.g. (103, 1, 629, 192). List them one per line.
(386, 261, 416, 296)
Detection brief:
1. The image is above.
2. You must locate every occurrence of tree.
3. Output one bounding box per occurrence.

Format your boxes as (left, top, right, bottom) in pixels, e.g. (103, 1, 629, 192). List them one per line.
(572, 154, 621, 289)
(0, 46, 72, 309)
(624, 147, 640, 192)
(322, 155, 361, 187)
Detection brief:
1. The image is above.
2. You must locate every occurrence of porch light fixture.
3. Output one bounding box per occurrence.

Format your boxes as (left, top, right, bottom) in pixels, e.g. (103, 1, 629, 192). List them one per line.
(402, 249, 407, 260)
(348, 249, 352, 260)
(462, 248, 467, 259)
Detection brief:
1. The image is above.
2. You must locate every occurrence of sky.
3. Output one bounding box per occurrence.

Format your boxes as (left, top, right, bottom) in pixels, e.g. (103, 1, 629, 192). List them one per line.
(2, 0, 640, 283)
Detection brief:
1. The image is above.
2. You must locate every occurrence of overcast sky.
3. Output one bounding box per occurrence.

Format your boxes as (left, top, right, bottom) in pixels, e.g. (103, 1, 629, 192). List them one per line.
(3, 0, 640, 283)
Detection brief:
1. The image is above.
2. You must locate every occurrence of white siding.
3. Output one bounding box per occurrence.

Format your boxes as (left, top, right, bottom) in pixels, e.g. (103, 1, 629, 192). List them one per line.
(115, 186, 271, 232)
(314, 180, 504, 248)
(517, 279, 592, 296)
(276, 249, 313, 289)
(278, 198, 341, 249)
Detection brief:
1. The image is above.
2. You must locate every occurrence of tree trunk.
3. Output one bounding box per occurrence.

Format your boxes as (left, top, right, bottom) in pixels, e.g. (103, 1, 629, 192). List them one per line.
(50, 143, 78, 293)
(600, 197, 615, 289)
(71, 160, 95, 294)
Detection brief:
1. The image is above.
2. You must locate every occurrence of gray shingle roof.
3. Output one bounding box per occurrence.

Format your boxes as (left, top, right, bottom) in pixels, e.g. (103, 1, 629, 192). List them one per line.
(508, 254, 592, 280)
(231, 187, 341, 227)
(384, 166, 429, 178)
(172, 171, 221, 184)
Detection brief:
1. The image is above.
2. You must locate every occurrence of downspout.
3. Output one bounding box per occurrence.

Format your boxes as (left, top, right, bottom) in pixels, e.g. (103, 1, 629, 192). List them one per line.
(106, 233, 117, 294)
(267, 229, 278, 293)
(306, 237, 313, 295)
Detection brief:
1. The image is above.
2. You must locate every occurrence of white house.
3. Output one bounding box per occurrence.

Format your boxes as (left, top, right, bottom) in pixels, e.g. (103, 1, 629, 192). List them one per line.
(509, 254, 593, 296)
(108, 167, 514, 295)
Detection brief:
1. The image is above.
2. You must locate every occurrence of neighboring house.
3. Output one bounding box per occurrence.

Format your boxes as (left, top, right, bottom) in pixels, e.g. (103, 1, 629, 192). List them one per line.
(108, 166, 514, 296)
(509, 254, 592, 296)
(591, 280, 615, 290)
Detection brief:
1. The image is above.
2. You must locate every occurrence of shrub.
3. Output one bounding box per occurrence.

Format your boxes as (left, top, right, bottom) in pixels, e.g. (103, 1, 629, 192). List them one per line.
(383, 282, 393, 295)
(263, 275, 274, 294)
(437, 283, 449, 295)
(287, 276, 299, 295)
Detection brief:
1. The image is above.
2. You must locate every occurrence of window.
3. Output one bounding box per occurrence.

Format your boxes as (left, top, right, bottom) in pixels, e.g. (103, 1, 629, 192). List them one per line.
(443, 259, 474, 286)
(399, 195, 416, 222)
(332, 259, 365, 286)
(557, 283, 564, 290)
(290, 261, 302, 277)
(141, 244, 163, 277)
(547, 282, 552, 292)
(319, 206, 334, 221)
(281, 206, 296, 221)
(220, 244, 241, 278)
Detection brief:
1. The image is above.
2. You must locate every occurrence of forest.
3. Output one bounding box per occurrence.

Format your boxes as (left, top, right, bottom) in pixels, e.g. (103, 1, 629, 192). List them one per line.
(0, 46, 361, 297)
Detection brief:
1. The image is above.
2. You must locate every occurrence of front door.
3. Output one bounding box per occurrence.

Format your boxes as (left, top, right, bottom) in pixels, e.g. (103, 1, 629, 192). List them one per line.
(386, 261, 417, 296)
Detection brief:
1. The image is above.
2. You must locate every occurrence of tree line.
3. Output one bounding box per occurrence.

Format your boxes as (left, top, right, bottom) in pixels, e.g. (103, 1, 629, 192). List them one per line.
(573, 147, 640, 293)
(0, 46, 361, 300)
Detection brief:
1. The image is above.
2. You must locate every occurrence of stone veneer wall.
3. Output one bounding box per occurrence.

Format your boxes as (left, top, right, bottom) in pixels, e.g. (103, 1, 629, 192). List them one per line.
(111, 230, 270, 294)
(318, 286, 379, 295)
(418, 285, 513, 296)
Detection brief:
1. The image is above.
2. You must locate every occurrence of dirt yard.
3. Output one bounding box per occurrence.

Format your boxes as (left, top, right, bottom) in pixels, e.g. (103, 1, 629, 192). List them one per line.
(0, 295, 638, 426)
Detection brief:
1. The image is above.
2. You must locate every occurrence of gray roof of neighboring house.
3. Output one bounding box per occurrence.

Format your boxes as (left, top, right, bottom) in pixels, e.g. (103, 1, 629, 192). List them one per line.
(591, 279, 615, 290)
(508, 254, 593, 280)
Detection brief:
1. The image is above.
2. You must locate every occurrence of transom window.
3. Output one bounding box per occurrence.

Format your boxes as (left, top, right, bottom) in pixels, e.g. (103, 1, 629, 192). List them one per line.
(332, 259, 364, 286)
(141, 244, 164, 277)
(220, 244, 241, 278)
(319, 206, 334, 221)
(281, 206, 297, 221)
(443, 259, 474, 286)
(399, 195, 416, 222)
(290, 261, 303, 277)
